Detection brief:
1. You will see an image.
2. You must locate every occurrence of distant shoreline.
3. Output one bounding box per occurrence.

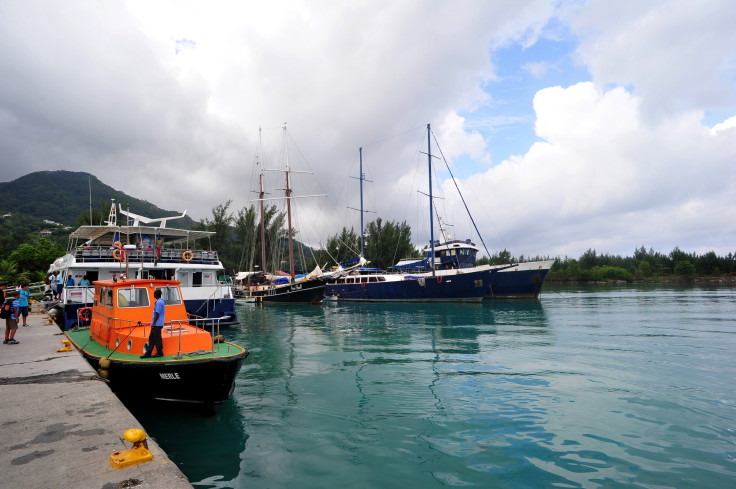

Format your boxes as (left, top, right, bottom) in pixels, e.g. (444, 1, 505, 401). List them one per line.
(546, 275, 736, 285)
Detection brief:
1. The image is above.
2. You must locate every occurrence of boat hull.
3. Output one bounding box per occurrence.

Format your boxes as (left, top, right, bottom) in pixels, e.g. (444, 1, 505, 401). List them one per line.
(248, 279, 326, 304)
(324, 269, 489, 302)
(486, 260, 554, 299)
(67, 331, 248, 406)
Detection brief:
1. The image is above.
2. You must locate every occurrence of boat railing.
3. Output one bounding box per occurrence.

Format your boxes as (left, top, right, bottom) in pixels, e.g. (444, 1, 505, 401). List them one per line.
(73, 246, 219, 264)
(174, 316, 233, 358)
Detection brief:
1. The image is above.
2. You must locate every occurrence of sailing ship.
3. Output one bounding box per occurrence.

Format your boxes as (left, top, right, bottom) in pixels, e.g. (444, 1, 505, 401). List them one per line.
(235, 126, 343, 303)
(325, 123, 553, 300)
(47, 201, 238, 329)
(65, 278, 248, 406)
(324, 124, 492, 302)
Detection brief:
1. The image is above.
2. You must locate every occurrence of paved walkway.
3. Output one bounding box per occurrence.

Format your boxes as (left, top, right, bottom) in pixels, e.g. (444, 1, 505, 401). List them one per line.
(0, 311, 193, 488)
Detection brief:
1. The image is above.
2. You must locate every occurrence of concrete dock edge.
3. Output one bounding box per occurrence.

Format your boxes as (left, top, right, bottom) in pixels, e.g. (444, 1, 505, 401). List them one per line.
(0, 312, 193, 489)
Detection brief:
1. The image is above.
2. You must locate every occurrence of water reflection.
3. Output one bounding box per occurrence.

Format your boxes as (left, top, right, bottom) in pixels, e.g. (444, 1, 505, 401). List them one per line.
(128, 397, 247, 487)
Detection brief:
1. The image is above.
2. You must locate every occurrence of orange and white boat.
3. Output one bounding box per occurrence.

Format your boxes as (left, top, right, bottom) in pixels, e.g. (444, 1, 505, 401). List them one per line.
(65, 278, 248, 406)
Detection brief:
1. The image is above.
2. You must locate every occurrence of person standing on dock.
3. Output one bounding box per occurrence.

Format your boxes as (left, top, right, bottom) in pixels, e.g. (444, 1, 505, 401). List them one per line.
(55, 271, 63, 300)
(3, 291, 20, 344)
(48, 272, 57, 300)
(141, 289, 165, 358)
(18, 283, 30, 327)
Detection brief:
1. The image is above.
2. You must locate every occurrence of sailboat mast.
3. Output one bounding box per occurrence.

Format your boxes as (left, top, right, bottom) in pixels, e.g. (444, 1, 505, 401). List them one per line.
(427, 123, 435, 276)
(259, 172, 266, 271)
(258, 128, 267, 272)
(286, 168, 295, 279)
(283, 126, 296, 280)
(359, 147, 365, 257)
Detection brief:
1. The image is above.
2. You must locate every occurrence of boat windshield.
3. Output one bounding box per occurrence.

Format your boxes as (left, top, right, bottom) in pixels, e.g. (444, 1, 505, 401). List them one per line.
(118, 287, 150, 308)
(156, 286, 182, 305)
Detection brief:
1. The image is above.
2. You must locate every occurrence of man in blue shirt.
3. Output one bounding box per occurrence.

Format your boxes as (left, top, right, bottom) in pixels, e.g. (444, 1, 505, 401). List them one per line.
(141, 289, 165, 358)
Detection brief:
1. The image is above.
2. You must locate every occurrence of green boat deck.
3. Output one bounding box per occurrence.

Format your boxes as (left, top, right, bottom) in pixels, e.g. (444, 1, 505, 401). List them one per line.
(66, 328, 247, 363)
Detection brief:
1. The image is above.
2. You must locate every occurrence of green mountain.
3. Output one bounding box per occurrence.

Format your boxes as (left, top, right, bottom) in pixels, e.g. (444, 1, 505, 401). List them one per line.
(0, 170, 197, 227)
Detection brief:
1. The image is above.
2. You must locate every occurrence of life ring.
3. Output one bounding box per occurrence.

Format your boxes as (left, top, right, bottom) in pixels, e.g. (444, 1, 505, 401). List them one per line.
(78, 307, 92, 322)
(437, 275, 443, 284)
(182, 250, 194, 262)
(113, 248, 123, 261)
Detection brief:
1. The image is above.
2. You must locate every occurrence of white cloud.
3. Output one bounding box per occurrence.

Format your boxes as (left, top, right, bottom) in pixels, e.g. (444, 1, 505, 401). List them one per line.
(448, 82, 736, 257)
(570, 0, 736, 118)
(711, 115, 736, 134)
(1, 0, 735, 259)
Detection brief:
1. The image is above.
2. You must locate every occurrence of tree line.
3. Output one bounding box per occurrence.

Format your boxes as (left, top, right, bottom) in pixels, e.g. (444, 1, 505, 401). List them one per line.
(489, 246, 736, 283)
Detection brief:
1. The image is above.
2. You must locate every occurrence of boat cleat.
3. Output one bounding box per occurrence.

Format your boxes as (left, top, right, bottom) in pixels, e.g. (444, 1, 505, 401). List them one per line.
(110, 428, 154, 469)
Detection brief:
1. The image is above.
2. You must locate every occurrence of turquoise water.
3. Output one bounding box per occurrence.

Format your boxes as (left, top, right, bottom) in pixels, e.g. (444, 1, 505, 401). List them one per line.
(130, 285, 736, 488)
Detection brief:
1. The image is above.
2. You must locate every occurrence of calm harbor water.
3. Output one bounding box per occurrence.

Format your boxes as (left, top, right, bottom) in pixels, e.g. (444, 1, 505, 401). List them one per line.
(130, 285, 736, 488)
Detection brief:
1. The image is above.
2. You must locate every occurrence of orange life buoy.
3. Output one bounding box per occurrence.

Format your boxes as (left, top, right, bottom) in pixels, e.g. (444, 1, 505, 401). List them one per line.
(182, 250, 194, 262)
(113, 248, 123, 261)
(437, 275, 443, 284)
(78, 307, 92, 322)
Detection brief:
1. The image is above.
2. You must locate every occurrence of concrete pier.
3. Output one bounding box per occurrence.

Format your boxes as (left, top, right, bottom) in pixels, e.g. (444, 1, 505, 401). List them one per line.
(0, 312, 193, 488)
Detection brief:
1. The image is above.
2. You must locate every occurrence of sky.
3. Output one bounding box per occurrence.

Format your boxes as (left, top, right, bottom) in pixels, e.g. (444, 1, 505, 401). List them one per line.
(1, 0, 735, 260)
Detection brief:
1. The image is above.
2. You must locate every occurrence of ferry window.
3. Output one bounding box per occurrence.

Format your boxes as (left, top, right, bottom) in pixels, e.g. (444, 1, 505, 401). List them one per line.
(361, 277, 368, 283)
(156, 286, 182, 305)
(118, 287, 150, 308)
(105, 289, 114, 308)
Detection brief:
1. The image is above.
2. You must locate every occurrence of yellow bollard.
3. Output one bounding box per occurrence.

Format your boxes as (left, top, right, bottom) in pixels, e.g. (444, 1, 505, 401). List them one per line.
(56, 339, 72, 352)
(110, 429, 154, 469)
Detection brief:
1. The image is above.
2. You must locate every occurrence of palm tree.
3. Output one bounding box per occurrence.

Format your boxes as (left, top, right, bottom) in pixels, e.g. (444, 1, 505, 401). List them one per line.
(0, 259, 18, 285)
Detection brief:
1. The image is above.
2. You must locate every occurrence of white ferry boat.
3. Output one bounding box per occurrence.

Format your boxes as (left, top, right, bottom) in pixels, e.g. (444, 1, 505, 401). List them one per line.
(47, 201, 237, 330)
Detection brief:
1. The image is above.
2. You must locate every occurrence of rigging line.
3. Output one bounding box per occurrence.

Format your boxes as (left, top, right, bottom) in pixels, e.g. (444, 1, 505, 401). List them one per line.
(282, 127, 349, 255)
(430, 128, 493, 260)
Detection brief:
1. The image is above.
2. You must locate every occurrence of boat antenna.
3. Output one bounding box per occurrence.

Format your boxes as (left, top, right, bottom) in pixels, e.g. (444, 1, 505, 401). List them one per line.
(431, 129, 493, 259)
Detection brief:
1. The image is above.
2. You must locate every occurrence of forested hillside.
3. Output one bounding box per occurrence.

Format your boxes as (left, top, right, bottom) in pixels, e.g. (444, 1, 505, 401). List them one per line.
(0, 170, 197, 227)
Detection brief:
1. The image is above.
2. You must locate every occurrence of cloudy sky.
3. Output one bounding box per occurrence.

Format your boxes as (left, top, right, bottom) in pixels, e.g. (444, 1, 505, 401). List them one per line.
(1, 0, 735, 259)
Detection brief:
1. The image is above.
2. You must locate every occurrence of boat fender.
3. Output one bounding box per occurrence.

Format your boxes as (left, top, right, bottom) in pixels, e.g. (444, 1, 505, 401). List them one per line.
(99, 357, 111, 369)
(213, 334, 226, 343)
(182, 250, 194, 262)
(97, 368, 109, 380)
(78, 307, 92, 322)
(110, 429, 154, 469)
